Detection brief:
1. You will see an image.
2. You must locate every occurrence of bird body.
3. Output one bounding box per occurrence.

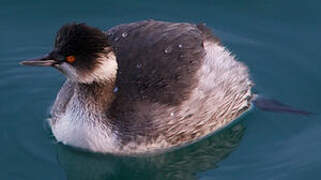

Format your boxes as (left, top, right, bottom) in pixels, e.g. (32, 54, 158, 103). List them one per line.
(22, 20, 253, 155)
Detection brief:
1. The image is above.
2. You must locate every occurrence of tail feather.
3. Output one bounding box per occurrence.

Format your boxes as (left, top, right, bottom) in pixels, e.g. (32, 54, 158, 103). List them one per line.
(252, 95, 312, 115)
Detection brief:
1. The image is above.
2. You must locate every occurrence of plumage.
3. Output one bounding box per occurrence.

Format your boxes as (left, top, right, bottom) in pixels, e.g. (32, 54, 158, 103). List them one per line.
(22, 20, 253, 155)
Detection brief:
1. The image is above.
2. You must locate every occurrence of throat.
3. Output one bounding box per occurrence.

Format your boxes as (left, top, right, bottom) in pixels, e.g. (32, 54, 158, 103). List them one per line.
(75, 81, 116, 114)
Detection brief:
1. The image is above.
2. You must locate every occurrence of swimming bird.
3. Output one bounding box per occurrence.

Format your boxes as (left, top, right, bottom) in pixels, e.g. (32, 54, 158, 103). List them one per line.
(21, 20, 253, 155)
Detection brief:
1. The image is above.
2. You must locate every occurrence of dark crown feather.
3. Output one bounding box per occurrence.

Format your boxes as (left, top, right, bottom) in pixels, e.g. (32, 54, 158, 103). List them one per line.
(55, 23, 109, 56)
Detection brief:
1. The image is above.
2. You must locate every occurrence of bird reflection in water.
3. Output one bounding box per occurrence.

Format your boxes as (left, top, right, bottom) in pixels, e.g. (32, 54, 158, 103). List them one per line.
(54, 121, 245, 180)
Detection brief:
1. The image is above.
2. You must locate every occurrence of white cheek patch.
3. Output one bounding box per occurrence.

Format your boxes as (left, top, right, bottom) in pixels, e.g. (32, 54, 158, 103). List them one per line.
(56, 51, 118, 84)
(79, 52, 118, 84)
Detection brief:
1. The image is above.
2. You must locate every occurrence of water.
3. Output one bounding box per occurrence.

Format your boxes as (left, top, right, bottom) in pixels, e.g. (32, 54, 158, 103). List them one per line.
(1, 0, 321, 179)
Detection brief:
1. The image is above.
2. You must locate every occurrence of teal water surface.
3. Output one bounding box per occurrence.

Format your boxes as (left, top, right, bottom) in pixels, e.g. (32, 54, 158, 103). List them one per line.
(1, 0, 321, 179)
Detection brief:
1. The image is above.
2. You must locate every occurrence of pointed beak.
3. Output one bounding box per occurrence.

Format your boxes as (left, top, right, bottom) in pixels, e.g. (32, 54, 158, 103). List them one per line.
(20, 55, 57, 67)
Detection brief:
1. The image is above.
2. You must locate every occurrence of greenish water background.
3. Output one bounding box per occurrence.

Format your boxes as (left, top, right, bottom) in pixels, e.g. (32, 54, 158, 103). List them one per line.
(1, 0, 321, 179)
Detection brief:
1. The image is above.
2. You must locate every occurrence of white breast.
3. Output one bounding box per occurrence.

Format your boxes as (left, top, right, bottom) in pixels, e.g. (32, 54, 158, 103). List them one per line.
(49, 98, 120, 153)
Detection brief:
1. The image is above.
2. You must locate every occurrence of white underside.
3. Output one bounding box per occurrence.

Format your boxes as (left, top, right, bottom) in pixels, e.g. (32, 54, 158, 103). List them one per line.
(49, 114, 119, 153)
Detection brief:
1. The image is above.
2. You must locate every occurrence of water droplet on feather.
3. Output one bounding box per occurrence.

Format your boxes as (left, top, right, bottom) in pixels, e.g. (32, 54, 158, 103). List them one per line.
(122, 32, 128, 38)
(164, 47, 172, 54)
(114, 37, 119, 41)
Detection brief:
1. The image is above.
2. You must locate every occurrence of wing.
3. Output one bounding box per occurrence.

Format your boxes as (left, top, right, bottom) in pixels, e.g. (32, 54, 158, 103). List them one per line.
(106, 20, 206, 106)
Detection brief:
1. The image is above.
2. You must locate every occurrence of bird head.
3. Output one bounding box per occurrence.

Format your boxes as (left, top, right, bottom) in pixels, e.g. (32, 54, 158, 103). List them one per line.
(21, 23, 117, 84)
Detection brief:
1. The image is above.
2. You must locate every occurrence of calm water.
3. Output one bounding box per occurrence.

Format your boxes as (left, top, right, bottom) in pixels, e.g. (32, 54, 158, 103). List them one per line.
(1, 0, 321, 179)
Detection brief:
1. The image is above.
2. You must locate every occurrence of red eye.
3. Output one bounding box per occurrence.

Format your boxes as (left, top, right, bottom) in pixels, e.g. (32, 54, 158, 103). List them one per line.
(66, 56, 76, 63)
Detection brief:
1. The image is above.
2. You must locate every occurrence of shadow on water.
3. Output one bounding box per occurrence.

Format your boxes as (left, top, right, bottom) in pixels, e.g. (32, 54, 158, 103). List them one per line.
(55, 121, 246, 180)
